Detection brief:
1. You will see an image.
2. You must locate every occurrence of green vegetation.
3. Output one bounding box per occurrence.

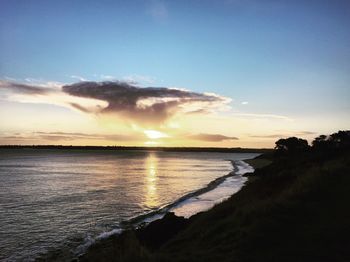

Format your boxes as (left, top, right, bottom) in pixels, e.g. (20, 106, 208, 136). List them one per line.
(244, 158, 272, 169)
(80, 131, 350, 262)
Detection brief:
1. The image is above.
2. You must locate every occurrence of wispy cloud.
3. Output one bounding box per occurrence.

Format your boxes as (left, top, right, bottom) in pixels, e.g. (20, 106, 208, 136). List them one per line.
(0, 79, 108, 113)
(99, 74, 117, 80)
(0, 131, 143, 143)
(148, 0, 168, 21)
(297, 131, 317, 135)
(34, 131, 141, 141)
(123, 74, 156, 85)
(249, 134, 285, 139)
(0, 80, 54, 95)
(232, 112, 293, 121)
(0, 131, 239, 144)
(4, 76, 17, 81)
(187, 133, 238, 142)
(250, 131, 317, 139)
(71, 75, 88, 82)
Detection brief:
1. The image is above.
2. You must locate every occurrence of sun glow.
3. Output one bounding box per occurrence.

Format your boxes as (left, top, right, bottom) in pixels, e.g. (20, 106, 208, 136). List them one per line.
(144, 130, 169, 139)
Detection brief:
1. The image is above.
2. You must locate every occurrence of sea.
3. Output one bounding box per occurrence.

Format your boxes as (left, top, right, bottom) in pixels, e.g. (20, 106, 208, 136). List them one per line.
(0, 149, 258, 261)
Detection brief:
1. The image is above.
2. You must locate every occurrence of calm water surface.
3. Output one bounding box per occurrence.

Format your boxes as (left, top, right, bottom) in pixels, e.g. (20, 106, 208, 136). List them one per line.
(0, 149, 257, 261)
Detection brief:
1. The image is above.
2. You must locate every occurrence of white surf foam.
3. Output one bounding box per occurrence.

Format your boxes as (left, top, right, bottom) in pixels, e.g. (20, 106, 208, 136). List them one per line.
(170, 160, 253, 218)
(74, 228, 122, 256)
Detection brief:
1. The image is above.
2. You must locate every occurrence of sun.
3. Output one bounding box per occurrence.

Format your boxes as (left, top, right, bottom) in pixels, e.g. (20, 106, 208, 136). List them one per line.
(144, 130, 169, 139)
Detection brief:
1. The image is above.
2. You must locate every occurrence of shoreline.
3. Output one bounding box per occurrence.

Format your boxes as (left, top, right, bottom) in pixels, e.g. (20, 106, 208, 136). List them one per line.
(73, 159, 255, 260)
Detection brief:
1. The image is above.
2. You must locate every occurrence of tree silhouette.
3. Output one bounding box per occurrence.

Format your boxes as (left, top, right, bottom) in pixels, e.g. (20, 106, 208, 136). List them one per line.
(312, 135, 330, 151)
(312, 131, 350, 152)
(275, 137, 309, 156)
(329, 130, 350, 149)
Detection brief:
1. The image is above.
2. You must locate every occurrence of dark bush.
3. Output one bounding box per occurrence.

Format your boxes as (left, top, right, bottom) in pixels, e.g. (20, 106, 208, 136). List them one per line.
(275, 137, 309, 156)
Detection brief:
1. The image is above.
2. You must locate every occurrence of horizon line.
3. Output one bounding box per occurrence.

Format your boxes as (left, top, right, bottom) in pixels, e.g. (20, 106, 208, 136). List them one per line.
(0, 144, 273, 152)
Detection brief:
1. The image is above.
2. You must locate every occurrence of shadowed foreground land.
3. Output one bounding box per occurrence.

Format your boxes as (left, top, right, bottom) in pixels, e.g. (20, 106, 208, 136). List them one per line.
(55, 131, 350, 261)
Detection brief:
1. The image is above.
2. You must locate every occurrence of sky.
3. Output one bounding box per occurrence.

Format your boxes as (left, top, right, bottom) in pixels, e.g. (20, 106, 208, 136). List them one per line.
(0, 0, 349, 148)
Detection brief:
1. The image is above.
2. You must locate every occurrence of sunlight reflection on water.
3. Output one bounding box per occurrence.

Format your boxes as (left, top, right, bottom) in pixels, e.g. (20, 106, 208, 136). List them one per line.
(145, 153, 159, 209)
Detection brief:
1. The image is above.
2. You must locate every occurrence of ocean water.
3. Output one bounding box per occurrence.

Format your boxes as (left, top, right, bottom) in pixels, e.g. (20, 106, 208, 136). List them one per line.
(0, 149, 258, 261)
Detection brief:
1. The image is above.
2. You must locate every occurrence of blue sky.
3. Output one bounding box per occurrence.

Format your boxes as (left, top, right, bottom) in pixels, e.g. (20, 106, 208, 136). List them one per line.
(0, 0, 349, 147)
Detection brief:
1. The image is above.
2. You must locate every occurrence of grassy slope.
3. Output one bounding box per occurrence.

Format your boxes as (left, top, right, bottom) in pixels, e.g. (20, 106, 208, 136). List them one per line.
(81, 151, 350, 262)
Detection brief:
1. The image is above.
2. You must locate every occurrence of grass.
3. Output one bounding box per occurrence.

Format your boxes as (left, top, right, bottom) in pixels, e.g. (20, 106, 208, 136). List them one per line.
(244, 158, 272, 169)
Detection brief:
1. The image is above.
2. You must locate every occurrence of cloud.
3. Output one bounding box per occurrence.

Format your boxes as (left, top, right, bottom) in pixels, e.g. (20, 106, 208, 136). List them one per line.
(250, 131, 317, 139)
(71, 75, 88, 81)
(148, 0, 168, 21)
(0, 80, 54, 95)
(0, 79, 108, 113)
(0, 131, 142, 143)
(0, 131, 238, 144)
(98, 75, 118, 81)
(296, 131, 317, 135)
(232, 112, 293, 121)
(123, 74, 156, 85)
(36, 131, 141, 141)
(62, 81, 231, 125)
(187, 133, 238, 142)
(0, 79, 231, 127)
(250, 134, 285, 139)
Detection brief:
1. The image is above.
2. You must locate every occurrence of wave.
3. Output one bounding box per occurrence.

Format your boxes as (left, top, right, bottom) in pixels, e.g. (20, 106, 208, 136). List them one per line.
(74, 160, 254, 257)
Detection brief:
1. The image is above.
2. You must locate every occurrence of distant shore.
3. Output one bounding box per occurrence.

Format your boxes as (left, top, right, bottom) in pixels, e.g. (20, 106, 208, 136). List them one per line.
(0, 145, 272, 154)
